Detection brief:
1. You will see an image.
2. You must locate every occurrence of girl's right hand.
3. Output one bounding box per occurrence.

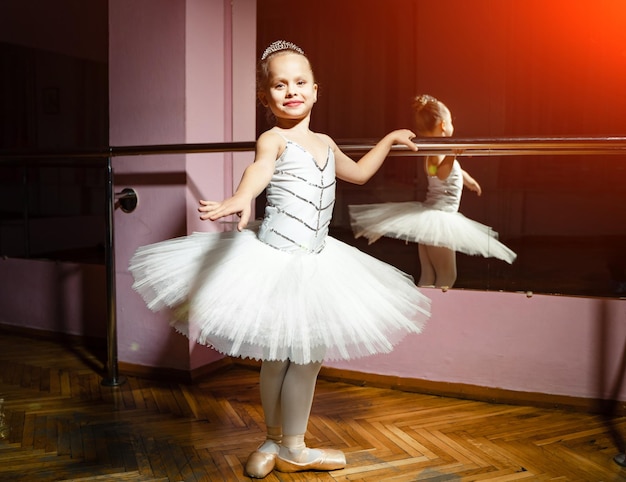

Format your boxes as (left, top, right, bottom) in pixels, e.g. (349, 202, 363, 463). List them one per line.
(199, 195, 251, 231)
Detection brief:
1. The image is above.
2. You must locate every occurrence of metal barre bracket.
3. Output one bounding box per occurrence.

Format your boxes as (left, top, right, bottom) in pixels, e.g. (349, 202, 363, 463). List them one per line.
(115, 188, 138, 213)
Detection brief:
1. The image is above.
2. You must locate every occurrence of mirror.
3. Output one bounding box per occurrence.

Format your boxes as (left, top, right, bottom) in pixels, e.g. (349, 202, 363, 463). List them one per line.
(257, 0, 626, 298)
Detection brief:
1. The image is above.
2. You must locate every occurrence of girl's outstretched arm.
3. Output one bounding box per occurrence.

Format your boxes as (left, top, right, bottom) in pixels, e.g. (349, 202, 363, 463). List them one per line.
(198, 131, 280, 230)
(461, 168, 482, 196)
(331, 129, 418, 185)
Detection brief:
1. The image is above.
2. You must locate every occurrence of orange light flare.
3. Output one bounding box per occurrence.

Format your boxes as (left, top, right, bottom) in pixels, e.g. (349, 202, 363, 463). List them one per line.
(511, 0, 626, 134)
(536, 0, 626, 78)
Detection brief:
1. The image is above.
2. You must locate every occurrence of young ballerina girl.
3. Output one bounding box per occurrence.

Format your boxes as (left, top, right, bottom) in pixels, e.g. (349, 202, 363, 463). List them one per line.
(129, 41, 431, 478)
(349, 94, 517, 289)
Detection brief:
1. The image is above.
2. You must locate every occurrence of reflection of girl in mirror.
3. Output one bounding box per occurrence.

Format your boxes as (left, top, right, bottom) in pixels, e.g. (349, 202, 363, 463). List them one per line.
(349, 94, 517, 289)
(129, 41, 431, 478)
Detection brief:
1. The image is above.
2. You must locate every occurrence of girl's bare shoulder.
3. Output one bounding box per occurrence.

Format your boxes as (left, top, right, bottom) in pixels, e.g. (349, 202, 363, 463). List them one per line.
(314, 132, 336, 149)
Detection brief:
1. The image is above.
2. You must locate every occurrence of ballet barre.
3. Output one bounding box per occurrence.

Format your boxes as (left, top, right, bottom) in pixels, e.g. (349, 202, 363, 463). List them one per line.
(350, 137, 626, 157)
(3, 137, 625, 161)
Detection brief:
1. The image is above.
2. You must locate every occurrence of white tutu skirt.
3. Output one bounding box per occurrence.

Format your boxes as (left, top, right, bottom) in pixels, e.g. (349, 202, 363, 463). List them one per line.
(349, 202, 517, 264)
(129, 229, 431, 364)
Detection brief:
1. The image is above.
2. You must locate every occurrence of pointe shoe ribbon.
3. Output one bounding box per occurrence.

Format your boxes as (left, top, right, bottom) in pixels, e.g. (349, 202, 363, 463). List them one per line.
(244, 450, 276, 479)
(275, 448, 346, 473)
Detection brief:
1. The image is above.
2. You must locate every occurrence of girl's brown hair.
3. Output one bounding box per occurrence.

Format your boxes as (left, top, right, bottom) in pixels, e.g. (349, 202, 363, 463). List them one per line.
(412, 94, 448, 135)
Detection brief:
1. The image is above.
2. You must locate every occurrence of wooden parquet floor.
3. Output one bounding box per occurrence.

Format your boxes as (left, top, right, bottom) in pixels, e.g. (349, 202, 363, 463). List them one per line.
(1, 331, 626, 481)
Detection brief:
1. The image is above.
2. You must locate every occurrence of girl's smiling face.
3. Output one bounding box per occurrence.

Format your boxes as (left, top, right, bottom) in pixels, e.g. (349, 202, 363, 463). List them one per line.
(258, 52, 318, 122)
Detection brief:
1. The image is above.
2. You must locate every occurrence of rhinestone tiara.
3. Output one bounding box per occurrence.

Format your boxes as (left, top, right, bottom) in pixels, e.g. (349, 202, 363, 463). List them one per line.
(261, 40, 304, 61)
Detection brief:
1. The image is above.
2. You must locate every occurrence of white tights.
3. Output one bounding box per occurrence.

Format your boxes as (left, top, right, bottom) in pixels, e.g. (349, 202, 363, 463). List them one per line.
(258, 359, 323, 461)
(418, 243, 457, 289)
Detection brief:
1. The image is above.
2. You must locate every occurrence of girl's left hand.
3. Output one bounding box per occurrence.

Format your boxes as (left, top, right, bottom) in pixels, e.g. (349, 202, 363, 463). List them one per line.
(391, 129, 419, 151)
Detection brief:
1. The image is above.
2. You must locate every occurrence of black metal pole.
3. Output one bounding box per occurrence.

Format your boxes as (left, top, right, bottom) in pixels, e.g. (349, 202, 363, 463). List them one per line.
(101, 155, 126, 387)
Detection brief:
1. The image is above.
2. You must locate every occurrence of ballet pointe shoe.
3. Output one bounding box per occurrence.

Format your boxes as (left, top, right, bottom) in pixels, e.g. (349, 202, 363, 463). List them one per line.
(244, 450, 276, 478)
(245, 427, 281, 478)
(275, 448, 346, 473)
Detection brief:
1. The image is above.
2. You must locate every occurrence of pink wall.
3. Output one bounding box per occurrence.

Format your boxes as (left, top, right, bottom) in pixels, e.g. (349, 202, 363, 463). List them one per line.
(0, 258, 106, 339)
(108, 0, 256, 371)
(328, 289, 626, 401)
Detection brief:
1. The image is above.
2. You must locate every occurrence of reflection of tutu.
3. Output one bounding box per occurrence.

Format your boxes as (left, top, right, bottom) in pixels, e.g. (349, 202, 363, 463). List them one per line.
(129, 229, 431, 364)
(349, 201, 517, 264)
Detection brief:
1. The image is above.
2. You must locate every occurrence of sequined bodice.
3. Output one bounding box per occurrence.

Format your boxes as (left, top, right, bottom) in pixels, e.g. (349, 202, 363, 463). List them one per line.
(257, 139, 336, 253)
(424, 159, 463, 212)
